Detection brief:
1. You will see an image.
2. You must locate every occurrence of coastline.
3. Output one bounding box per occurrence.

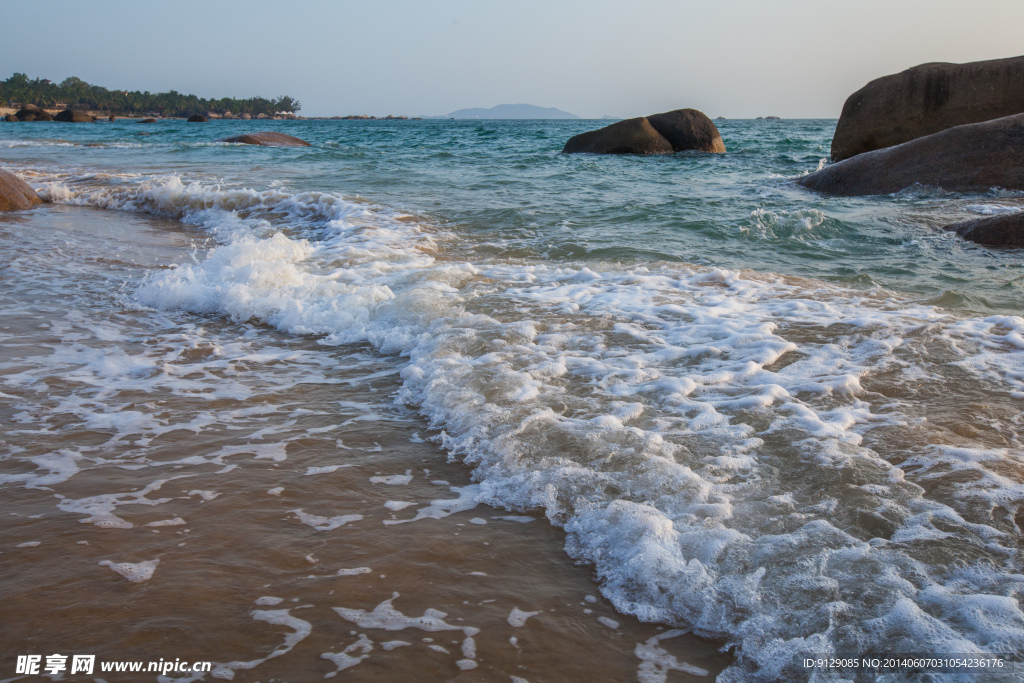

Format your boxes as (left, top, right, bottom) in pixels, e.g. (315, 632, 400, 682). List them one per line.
(1, 193, 731, 680)
(2, 118, 1023, 681)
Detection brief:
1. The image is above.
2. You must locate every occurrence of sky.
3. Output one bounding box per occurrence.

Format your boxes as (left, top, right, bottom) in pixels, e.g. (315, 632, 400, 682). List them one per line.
(4, 0, 1024, 119)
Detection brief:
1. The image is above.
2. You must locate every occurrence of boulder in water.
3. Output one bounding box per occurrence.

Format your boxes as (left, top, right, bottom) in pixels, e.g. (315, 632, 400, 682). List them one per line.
(646, 108, 726, 153)
(187, 114, 207, 122)
(54, 109, 95, 122)
(832, 56, 1024, 161)
(219, 131, 311, 147)
(139, 118, 158, 123)
(4, 114, 16, 122)
(0, 169, 43, 211)
(562, 117, 674, 154)
(943, 211, 1024, 248)
(799, 113, 1024, 196)
(563, 108, 724, 154)
(15, 104, 44, 121)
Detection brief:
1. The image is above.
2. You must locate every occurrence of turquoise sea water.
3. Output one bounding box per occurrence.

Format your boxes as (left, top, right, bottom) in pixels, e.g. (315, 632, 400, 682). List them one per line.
(3, 119, 1023, 681)
(5, 118, 1023, 311)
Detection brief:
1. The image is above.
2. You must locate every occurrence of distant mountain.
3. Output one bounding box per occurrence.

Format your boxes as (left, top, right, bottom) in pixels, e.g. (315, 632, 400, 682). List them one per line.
(447, 103, 579, 119)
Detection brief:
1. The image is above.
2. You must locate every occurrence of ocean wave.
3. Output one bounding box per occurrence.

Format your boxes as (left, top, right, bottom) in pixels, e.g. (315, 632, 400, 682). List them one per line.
(44, 174, 1024, 680)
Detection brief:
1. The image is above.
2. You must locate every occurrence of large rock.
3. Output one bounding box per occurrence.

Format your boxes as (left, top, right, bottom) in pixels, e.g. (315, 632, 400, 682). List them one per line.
(832, 56, 1024, 161)
(187, 114, 207, 122)
(4, 114, 16, 122)
(54, 109, 95, 122)
(646, 108, 726, 153)
(0, 169, 43, 211)
(563, 109, 724, 154)
(799, 113, 1024, 196)
(562, 118, 674, 154)
(15, 105, 53, 121)
(14, 104, 42, 121)
(139, 118, 158, 123)
(943, 211, 1024, 248)
(219, 132, 311, 147)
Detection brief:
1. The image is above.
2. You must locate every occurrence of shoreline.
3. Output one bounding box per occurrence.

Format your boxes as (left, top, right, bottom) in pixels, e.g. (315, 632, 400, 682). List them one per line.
(0, 191, 732, 680)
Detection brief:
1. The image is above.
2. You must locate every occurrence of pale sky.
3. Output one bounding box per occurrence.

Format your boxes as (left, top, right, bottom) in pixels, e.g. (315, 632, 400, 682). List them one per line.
(4, 0, 1023, 118)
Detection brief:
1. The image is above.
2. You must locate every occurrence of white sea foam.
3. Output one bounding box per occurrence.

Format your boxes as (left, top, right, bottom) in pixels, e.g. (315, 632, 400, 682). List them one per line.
(507, 607, 539, 627)
(40, 173, 1024, 680)
(99, 559, 159, 583)
(291, 509, 363, 531)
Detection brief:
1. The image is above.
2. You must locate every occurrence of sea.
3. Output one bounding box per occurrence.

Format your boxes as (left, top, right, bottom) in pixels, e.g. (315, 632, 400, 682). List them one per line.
(1, 118, 1023, 682)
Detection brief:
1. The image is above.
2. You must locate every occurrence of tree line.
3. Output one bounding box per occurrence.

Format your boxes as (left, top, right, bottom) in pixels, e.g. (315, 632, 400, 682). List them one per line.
(1, 74, 300, 117)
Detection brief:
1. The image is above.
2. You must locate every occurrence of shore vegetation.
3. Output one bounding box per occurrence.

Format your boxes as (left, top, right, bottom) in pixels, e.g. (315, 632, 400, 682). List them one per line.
(1, 73, 300, 117)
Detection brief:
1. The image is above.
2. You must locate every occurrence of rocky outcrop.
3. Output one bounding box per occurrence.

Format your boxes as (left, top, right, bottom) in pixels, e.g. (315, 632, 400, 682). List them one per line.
(241, 113, 252, 120)
(4, 114, 16, 122)
(646, 109, 726, 153)
(832, 56, 1024, 161)
(109, 115, 116, 122)
(54, 109, 95, 122)
(943, 211, 1024, 248)
(14, 104, 42, 121)
(0, 169, 43, 211)
(187, 114, 207, 122)
(563, 109, 724, 155)
(799, 113, 1024, 196)
(562, 118, 674, 154)
(219, 132, 311, 147)
(139, 118, 157, 123)
(15, 105, 53, 121)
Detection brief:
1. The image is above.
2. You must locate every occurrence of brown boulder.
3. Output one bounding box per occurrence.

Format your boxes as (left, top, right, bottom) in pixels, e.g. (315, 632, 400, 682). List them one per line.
(799, 113, 1024, 196)
(15, 104, 43, 121)
(219, 132, 311, 147)
(832, 56, 1024, 161)
(4, 114, 16, 122)
(562, 117, 674, 154)
(943, 211, 1024, 248)
(139, 118, 158, 123)
(563, 109, 725, 154)
(646, 108, 726, 153)
(16, 106, 53, 121)
(109, 115, 116, 122)
(187, 114, 207, 122)
(54, 109, 95, 122)
(0, 169, 43, 211)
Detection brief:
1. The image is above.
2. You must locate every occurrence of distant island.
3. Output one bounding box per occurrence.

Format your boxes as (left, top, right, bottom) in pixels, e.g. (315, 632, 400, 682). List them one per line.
(0, 73, 299, 118)
(447, 104, 579, 119)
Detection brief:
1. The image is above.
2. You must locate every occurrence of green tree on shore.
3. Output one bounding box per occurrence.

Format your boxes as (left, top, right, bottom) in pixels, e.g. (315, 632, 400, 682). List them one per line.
(0, 73, 300, 117)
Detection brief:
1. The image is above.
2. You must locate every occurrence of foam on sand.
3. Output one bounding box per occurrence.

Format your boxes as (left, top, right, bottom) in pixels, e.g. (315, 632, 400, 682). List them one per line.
(37, 172, 1024, 680)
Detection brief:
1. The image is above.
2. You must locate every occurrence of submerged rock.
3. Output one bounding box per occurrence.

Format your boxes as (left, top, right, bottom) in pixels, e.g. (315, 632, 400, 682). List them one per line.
(54, 109, 95, 122)
(943, 211, 1024, 248)
(187, 114, 207, 123)
(0, 169, 43, 211)
(832, 56, 1024, 161)
(139, 118, 158, 123)
(798, 113, 1024, 196)
(563, 108, 724, 155)
(219, 131, 311, 147)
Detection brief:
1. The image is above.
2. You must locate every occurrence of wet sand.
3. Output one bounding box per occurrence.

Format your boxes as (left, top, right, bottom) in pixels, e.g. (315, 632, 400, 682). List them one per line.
(0, 205, 730, 681)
